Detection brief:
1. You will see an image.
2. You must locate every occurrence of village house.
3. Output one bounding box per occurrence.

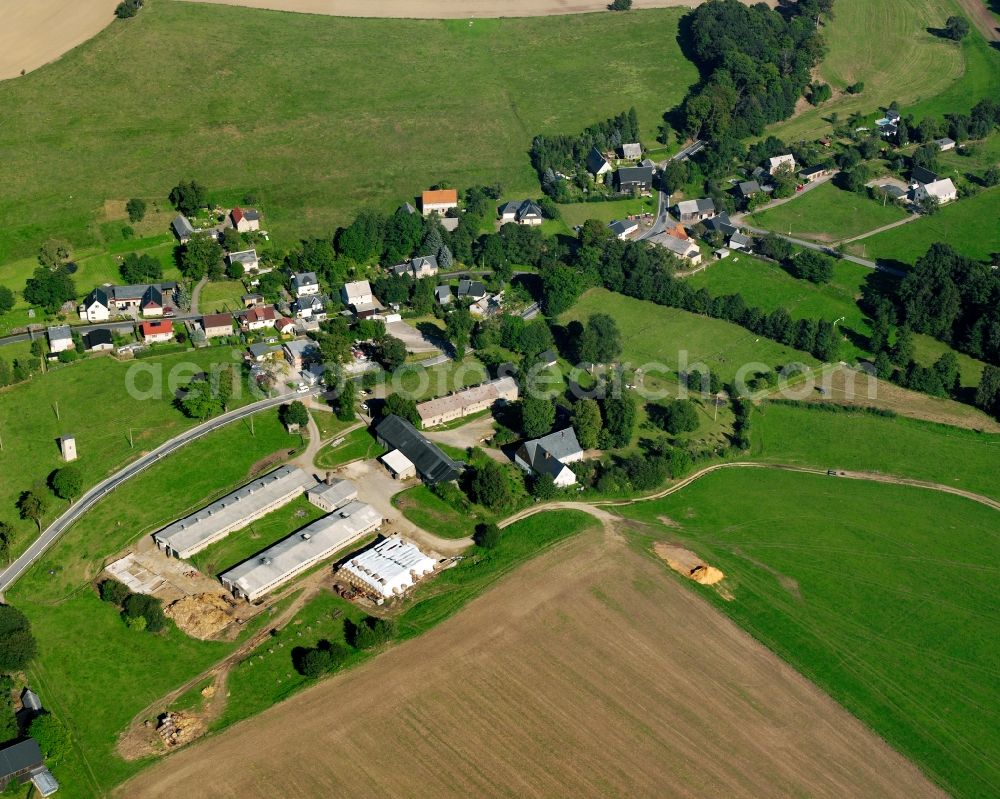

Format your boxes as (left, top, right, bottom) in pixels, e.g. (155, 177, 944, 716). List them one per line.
(457, 279, 487, 302)
(239, 306, 277, 331)
(307, 478, 358, 513)
(111, 284, 166, 317)
(283, 339, 318, 370)
(586, 146, 612, 177)
(435, 285, 452, 305)
(82, 328, 114, 352)
(728, 231, 753, 252)
(230, 206, 261, 232)
(704, 212, 739, 238)
(341, 280, 373, 308)
(514, 427, 584, 488)
(674, 198, 716, 223)
(649, 232, 703, 266)
(293, 294, 327, 321)
(912, 177, 957, 205)
(226, 249, 260, 274)
(421, 188, 458, 216)
(242, 293, 263, 308)
(768, 154, 796, 175)
(935, 137, 956, 152)
(737, 180, 762, 199)
(415, 376, 519, 428)
(275, 317, 296, 336)
(247, 342, 282, 362)
(201, 313, 233, 339)
(78, 287, 111, 321)
(620, 142, 642, 159)
(498, 200, 543, 226)
(608, 219, 639, 240)
(291, 272, 320, 298)
(171, 215, 195, 243)
(614, 165, 654, 193)
(469, 291, 503, 318)
(47, 325, 73, 354)
(0, 738, 56, 796)
(141, 320, 174, 344)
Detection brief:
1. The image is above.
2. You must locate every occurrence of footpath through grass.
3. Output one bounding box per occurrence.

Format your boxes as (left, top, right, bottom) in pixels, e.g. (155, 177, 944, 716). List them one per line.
(0, 2, 697, 263)
(619, 468, 1000, 799)
(750, 401, 1000, 501)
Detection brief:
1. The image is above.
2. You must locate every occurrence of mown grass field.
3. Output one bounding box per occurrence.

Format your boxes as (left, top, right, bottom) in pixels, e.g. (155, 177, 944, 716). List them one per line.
(769, 0, 998, 141)
(750, 182, 909, 242)
(850, 187, 1000, 265)
(0, 347, 259, 553)
(561, 288, 820, 383)
(198, 279, 247, 313)
(620, 467, 1000, 799)
(10, 409, 302, 798)
(687, 254, 871, 353)
(189, 494, 326, 577)
(0, 2, 697, 265)
(751, 401, 1000, 500)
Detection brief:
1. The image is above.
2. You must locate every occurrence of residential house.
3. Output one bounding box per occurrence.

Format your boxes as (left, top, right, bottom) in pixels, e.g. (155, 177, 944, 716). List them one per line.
(586, 146, 612, 177)
(294, 294, 327, 321)
(0, 739, 48, 793)
(141, 320, 174, 344)
(768, 154, 796, 175)
(704, 212, 739, 238)
(640, 157, 656, 168)
(172, 215, 195, 243)
(514, 427, 584, 488)
(291, 272, 320, 297)
(737, 180, 762, 199)
(78, 287, 111, 322)
(614, 165, 654, 193)
(47, 325, 73, 354)
(226, 249, 260, 274)
(110, 284, 165, 317)
(375, 414, 463, 484)
(728, 231, 753, 252)
(435, 285, 452, 305)
(275, 317, 296, 335)
(608, 219, 639, 240)
(416, 376, 519, 427)
(240, 306, 277, 331)
(341, 280, 373, 308)
(469, 292, 503, 318)
(799, 165, 834, 183)
(620, 142, 642, 159)
(912, 178, 957, 205)
(202, 313, 233, 339)
(421, 189, 458, 216)
(82, 328, 114, 352)
(499, 199, 543, 226)
(230, 207, 261, 232)
(247, 342, 282, 362)
(674, 198, 716, 223)
(649, 232, 703, 266)
(935, 137, 956, 152)
(242, 293, 263, 308)
(457, 279, 487, 301)
(411, 255, 439, 278)
(283, 339, 318, 370)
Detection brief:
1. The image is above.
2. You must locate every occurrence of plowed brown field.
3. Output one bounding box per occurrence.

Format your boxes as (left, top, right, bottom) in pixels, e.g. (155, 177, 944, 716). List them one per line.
(120, 526, 944, 799)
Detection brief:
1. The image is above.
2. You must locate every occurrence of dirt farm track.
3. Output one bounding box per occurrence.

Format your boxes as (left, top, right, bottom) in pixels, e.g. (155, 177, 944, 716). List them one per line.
(120, 528, 944, 799)
(0, 0, 777, 81)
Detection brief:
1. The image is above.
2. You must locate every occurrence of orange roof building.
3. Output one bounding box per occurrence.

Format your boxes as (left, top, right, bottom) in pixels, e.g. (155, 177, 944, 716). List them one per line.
(421, 189, 458, 216)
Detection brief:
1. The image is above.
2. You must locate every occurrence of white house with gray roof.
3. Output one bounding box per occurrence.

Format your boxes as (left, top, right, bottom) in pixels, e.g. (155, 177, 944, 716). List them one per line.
(291, 272, 320, 297)
(514, 427, 584, 487)
(47, 325, 73, 354)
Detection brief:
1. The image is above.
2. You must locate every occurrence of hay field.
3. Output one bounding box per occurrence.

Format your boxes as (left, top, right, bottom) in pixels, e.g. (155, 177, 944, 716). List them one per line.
(0, 0, 118, 81)
(120, 527, 944, 799)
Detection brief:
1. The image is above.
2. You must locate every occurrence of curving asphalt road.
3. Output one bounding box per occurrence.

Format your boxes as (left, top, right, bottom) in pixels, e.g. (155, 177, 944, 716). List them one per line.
(0, 387, 319, 598)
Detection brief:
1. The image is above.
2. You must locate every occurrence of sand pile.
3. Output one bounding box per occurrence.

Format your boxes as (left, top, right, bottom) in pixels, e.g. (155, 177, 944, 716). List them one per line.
(166, 594, 235, 639)
(653, 542, 725, 586)
(157, 712, 206, 748)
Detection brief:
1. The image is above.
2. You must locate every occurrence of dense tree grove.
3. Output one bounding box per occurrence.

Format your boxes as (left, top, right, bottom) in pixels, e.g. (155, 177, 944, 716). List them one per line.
(23, 265, 75, 313)
(678, 0, 832, 142)
(168, 180, 208, 216)
(119, 252, 163, 284)
(0, 605, 37, 673)
(530, 109, 640, 195)
(898, 243, 1000, 365)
